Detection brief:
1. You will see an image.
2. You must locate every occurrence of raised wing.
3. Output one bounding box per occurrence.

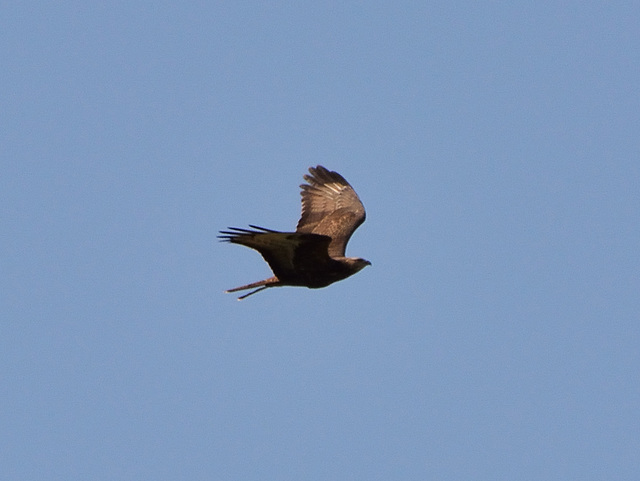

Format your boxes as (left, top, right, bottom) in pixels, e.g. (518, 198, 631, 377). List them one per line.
(296, 166, 366, 257)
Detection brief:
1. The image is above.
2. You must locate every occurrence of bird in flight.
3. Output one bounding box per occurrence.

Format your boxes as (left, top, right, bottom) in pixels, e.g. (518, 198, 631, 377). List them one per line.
(219, 165, 370, 300)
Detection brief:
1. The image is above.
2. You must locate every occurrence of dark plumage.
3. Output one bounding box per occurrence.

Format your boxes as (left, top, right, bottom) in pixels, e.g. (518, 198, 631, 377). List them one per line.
(219, 165, 370, 299)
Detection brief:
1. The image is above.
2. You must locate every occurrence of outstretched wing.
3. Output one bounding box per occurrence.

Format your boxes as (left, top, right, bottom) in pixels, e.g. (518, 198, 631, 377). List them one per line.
(218, 225, 333, 280)
(297, 166, 366, 257)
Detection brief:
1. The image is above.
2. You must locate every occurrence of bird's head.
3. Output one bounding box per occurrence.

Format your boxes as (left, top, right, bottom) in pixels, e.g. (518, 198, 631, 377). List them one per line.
(348, 257, 371, 273)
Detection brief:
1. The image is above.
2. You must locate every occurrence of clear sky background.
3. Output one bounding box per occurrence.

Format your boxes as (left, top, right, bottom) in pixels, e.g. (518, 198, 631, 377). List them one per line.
(3, 2, 639, 480)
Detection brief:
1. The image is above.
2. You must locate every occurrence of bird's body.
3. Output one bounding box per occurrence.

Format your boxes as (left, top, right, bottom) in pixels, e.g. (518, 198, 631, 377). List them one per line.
(219, 166, 370, 299)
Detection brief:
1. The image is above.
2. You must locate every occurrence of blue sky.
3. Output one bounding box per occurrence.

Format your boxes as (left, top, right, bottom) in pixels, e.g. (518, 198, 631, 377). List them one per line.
(3, 2, 639, 480)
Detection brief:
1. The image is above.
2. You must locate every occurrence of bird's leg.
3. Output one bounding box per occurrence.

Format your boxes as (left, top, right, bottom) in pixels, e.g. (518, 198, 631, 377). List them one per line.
(225, 276, 280, 299)
(236, 286, 268, 300)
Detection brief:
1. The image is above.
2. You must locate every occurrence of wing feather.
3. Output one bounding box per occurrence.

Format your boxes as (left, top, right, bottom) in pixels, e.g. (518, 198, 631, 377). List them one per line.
(296, 165, 366, 257)
(218, 226, 332, 280)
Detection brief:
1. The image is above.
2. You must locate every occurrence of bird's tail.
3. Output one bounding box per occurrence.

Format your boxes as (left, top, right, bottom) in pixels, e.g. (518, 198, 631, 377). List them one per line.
(225, 276, 281, 300)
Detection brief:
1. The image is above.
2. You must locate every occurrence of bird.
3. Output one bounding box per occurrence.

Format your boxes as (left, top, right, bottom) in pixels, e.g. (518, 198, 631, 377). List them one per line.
(219, 165, 370, 300)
